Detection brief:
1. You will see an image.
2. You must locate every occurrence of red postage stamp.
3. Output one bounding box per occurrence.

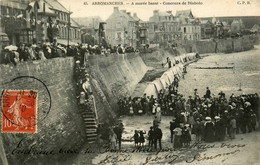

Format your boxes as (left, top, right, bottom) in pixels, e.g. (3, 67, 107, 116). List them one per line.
(1, 90, 37, 133)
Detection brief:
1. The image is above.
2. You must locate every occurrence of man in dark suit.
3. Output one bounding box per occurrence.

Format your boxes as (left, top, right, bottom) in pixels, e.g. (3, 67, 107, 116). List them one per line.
(113, 123, 124, 149)
(148, 126, 154, 147)
(205, 87, 211, 98)
(154, 125, 163, 150)
(170, 118, 178, 143)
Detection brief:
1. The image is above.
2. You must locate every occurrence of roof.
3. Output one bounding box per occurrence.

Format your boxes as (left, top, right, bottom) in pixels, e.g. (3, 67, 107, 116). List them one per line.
(133, 13, 141, 21)
(44, 0, 69, 13)
(222, 21, 230, 26)
(37, 0, 56, 14)
(73, 16, 102, 28)
(251, 24, 260, 30)
(201, 20, 212, 24)
(158, 11, 172, 16)
(119, 10, 135, 22)
(0, 0, 28, 9)
(231, 19, 240, 24)
(176, 9, 194, 18)
(70, 18, 80, 27)
(200, 20, 207, 24)
(0, 0, 69, 13)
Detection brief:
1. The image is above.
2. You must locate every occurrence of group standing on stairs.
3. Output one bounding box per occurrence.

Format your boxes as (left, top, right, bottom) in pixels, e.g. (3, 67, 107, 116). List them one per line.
(74, 52, 98, 143)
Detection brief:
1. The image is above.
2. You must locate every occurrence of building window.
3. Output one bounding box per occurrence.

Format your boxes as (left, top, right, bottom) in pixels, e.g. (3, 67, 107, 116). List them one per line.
(60, 28, 62, 37)
(62, 27, 66, 38)
(184, 27, 186, 33)
(6, 7, 9, 15)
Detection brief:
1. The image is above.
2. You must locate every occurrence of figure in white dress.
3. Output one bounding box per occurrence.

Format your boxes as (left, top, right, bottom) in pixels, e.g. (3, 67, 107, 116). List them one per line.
(7, 94, 32, 129)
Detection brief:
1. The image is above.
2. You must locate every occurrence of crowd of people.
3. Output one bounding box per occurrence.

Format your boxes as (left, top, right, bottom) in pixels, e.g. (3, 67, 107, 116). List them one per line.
(129, 87, 259, 149)
(116, 55, 259, 150)
(124, 87, 259, 150)
(0, 40, 140, 66)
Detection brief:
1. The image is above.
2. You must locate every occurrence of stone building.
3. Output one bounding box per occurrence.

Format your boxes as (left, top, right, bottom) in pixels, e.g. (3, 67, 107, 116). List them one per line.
(200, 20, 214, 39)
(106, 7, 140, 47)
(230, 19, 245, 33)
(139, 21, 149, 45)
(177, 10, 201, 41)
(74, 16, 107, 46)
(0, 0, 81, 45)
(148, 10, 181, 45)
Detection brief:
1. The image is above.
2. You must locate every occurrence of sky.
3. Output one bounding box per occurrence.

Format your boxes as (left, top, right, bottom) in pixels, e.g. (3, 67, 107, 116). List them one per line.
(58, 0, 260, 21)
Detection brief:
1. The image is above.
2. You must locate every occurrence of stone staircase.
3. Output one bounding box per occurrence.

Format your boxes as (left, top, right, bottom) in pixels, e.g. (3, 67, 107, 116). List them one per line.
(81, 100, 98, 143)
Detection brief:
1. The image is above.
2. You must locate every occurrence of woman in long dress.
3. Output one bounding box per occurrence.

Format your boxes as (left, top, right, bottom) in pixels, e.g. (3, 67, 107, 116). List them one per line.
(204, 117, 215, 142)
(173, 126, 183, 149)
(139, 130, 146, 146)
(156, 105, 161, 122)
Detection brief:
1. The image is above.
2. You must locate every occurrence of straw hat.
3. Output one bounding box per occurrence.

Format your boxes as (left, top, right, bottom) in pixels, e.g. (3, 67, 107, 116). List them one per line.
(205, 117, 211, 120)
(214, 116, 220, 120)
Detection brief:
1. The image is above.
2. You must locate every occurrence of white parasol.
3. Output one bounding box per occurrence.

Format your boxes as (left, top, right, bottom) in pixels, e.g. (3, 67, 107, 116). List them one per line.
(4, 45, 18, 51)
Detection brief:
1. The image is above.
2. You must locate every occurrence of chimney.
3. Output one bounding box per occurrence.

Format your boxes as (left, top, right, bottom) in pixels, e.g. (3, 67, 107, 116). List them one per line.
(166, 10, 172, 14)
(114, 7, 119, 12)
(133, 13, 137, 17)
(127, 12, 131, 16)
(153, 10, 159, 15)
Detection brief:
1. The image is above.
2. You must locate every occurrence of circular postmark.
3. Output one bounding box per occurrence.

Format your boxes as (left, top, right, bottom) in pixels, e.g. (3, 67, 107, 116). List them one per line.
(1, 76, 51, 128)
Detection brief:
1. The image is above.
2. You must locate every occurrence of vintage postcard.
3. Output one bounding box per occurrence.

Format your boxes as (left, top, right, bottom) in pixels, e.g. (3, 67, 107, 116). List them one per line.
(0, 0, 260, 164)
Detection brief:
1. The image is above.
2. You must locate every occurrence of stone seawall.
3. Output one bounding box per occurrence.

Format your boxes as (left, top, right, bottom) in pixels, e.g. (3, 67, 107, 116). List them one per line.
(0, 58, 86, 164)
(87, 53, 149, 123)
(181, 35, 255, 54)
